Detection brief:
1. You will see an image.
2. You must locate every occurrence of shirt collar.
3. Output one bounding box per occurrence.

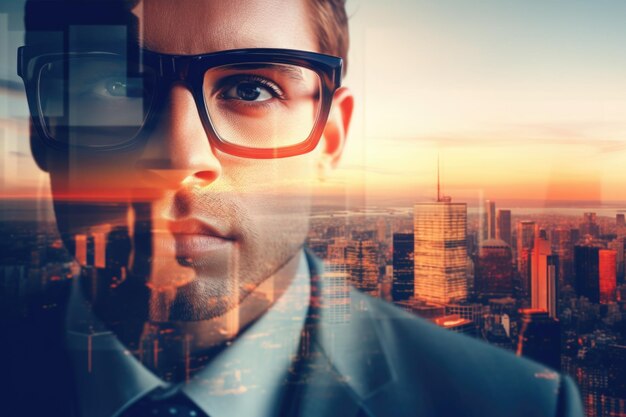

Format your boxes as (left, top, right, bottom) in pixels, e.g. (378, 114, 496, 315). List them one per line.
(66, 251, 311, 417)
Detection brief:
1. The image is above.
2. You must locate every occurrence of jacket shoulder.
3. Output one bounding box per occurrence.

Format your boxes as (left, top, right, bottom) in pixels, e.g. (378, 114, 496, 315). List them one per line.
(350, 292, 584, 417)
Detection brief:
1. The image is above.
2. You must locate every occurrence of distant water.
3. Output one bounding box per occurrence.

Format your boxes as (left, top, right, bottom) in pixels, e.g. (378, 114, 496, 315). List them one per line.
(3, 198, 626, 222)
(495, 206, 626, 217)
(311, 205, 626, 219)
(0, 199, 55, 222)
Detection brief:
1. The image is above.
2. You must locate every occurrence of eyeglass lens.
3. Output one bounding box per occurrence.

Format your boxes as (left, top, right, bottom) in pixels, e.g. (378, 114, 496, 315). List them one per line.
(203, 63, 322, 149)
(37, 57, 323, 150)
(38, 57, 156, 148)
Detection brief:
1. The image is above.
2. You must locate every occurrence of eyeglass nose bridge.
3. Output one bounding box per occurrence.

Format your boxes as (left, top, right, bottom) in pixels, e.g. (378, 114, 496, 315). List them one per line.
(157, 55, 194, 82)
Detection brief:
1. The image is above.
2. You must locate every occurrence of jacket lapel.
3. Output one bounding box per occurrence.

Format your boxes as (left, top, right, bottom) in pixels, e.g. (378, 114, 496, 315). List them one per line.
(294, 252, 396, 417)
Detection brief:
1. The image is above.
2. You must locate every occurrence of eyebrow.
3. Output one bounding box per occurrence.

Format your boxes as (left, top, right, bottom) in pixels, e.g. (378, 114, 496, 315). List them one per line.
(223, 64, 305, 82)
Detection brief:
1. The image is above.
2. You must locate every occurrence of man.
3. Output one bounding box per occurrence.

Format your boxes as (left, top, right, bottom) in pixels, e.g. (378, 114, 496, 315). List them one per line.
(2, 0, 584, 416)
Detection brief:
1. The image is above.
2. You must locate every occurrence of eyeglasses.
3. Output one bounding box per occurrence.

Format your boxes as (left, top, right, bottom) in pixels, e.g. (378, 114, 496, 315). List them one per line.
(17, 47, 342, 159)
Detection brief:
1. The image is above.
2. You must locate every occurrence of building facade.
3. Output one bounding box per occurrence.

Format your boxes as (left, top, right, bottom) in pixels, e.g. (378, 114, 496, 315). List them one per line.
(414, 200, 468, 304)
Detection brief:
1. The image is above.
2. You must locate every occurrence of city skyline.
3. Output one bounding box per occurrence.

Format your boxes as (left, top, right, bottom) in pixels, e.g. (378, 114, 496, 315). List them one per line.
(2, 192, 626, 416)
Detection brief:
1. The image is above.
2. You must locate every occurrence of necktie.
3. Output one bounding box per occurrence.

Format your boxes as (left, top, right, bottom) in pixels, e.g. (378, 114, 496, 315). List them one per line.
(120, 387, 209, 417)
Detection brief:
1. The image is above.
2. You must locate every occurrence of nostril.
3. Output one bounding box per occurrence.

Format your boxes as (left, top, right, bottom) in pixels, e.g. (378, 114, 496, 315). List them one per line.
(194, 171, 219, 182)
(172, 190, 191, 217)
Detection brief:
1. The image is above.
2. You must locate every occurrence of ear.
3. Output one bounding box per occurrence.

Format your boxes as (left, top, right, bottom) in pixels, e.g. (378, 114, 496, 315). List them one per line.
(29, 119, 49, 172)
(318, 86, 354, 176)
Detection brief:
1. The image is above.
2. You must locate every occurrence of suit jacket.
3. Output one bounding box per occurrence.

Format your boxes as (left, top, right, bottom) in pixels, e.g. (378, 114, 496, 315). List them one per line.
(0, 252, 584, 417)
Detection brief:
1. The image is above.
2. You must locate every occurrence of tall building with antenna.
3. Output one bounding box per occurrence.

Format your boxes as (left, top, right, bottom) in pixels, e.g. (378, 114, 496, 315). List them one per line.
(413, 161, 468, 304)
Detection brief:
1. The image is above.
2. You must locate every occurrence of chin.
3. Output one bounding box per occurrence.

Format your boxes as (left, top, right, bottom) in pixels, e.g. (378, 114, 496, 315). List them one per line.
(166, 279, 237, 321)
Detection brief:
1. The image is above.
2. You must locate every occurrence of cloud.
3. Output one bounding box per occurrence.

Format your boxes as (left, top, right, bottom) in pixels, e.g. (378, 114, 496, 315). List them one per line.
(368, 122, 626, 153)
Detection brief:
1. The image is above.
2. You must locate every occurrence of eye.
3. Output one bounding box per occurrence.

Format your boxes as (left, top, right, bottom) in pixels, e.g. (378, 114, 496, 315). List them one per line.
(227, 82, 272, 101)
(219, 76, 284, 102)
(105, 79, 128, 97)
(92, 77, 144, 99)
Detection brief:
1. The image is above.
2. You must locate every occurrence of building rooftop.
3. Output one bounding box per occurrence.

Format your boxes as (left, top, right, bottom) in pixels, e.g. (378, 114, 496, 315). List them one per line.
(480, 238, 510, 248)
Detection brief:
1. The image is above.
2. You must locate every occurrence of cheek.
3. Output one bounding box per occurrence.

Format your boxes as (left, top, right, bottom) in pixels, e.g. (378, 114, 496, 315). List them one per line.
(223, 155, 316, 239)
(222, 153, 317, 199)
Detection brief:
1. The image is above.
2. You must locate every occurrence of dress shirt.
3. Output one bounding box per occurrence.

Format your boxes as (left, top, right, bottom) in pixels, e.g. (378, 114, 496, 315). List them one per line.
(66, 251, 311, 417)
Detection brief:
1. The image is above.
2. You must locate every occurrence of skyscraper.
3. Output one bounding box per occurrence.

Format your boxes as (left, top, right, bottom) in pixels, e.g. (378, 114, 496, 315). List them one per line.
(617, 215, 626, 239)
(392, 233, 414, 302)
(346, 238, 378, 295)
(496, 209, 512, 246)
(552, 227, 574, 287)
(376, 217, 387, 243)
(516, 221, 536, 294)
(414, 198, 468, 304)
(608, 238, 625, 284)
(599, 249, 617, 304)
(476, 239, 513, 296)
(484, 200, 496, 240)
(75, 234, 87, 266)
(580, 212, 600, 238)
(320, 270, 351, 324)
(93, 231, 106, 269)
(307, 238, 328, 259)
(574, 245, 616, 304)
(575, 245, 600, 303)
(516, 309, 561, 370)
(327, 238, 349, 263)
(531, 236, 558, 318)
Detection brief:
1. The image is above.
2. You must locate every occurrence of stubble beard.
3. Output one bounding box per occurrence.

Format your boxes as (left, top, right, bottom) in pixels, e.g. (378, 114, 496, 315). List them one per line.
(163, 224, 306, 321)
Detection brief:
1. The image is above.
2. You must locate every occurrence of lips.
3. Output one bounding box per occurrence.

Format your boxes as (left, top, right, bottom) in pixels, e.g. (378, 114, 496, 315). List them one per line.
(167, 218, 232, 239)
(166, 218, 235, 260)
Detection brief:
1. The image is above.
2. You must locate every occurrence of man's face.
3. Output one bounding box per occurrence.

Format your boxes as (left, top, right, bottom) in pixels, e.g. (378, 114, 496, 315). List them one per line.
(37, 0, 352, 321)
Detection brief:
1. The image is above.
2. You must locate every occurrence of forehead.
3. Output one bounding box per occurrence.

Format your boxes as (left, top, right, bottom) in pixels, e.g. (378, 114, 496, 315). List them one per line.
(134, 0, 318, 55)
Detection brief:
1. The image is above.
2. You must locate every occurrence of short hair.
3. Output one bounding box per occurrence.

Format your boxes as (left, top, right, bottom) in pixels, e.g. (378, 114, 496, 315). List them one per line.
(307, 0, 350, 75)
(24, 0, 350, 73)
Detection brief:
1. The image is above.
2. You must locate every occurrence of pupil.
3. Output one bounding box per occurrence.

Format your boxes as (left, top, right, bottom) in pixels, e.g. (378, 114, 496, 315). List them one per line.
(237, 83, 261, 101)
(107, 80, 126, 96)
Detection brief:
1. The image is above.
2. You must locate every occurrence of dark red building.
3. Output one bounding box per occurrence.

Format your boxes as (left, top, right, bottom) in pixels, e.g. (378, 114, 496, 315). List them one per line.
(476, 239, 513, 297)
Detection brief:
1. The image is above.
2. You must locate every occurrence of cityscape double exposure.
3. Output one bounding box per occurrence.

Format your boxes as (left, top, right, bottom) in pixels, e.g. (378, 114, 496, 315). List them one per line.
(3, 197, 626, 416)
(2, 1, 626, 417)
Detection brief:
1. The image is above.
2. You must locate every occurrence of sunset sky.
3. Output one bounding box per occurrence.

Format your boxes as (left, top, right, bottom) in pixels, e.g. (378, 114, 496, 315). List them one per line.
(2, 0, 626, 207)
(340, 0, 626, 206)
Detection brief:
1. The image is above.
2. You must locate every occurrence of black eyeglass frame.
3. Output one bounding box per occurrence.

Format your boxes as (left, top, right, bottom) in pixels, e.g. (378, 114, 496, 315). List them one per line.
(17, 46, 343, 159)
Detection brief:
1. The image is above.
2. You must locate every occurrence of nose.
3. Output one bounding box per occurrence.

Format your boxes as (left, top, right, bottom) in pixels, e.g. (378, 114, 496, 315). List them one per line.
(137, 82, 222, 189)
